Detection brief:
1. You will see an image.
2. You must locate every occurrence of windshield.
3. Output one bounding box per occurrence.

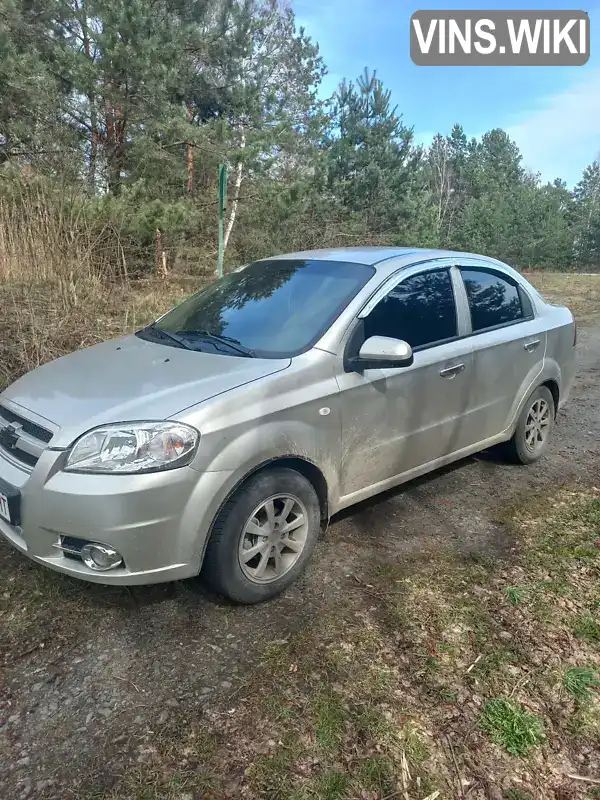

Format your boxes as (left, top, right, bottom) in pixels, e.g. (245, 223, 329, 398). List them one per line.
(150, 259, 375, 358)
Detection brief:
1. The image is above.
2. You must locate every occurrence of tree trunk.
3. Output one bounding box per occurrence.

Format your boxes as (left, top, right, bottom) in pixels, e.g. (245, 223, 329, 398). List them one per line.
(155, 229, 168, 278)
(74, 0, 97, 193)
(223, 127, 246, 253)
(105, 96, 125, 194)
(186, 106, 194, 193)
(104, 99, 117, 193)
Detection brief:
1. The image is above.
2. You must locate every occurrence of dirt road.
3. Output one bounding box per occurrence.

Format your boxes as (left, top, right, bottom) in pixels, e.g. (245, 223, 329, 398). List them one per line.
(1, 326, 599, 799)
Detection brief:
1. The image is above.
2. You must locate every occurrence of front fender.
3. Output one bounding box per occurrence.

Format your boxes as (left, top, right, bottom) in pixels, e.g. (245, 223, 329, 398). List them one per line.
(191, 420, 342, 512)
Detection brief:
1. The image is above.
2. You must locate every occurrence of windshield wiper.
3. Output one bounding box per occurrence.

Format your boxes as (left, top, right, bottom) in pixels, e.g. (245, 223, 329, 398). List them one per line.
(141, 323, 255, 357)
(144, 325, 196, 351)
(182, 330, 255, 358)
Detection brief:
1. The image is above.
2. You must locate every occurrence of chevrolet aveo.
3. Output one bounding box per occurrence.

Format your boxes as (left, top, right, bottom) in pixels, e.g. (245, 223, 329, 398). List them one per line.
(0, 247, 576, 603)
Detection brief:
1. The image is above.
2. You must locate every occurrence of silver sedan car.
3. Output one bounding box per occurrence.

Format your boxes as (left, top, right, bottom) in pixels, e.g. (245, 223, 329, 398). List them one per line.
(0, 247, 576, 603)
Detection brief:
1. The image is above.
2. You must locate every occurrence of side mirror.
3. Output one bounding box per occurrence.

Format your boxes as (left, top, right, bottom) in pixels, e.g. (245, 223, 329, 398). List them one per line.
(350, 335, 414, 371)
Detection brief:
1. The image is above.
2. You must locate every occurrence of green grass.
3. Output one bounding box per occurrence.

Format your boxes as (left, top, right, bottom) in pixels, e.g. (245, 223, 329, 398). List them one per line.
(573, 614, 600, 643)
(251, 744, 302, 800)
(401, 722, 430, 768)
(505, 586, 525, 606)
(312, 689, 345, 752)
(562, 666, 600, 702)
(480, 698, 546, 756)
(503, 790, 533, 800)
(355, 706, 394, 742)
(356, 754, 395, 794)
(25, 485, 600, 800)
(312, 771, 350, 799)
(262, 696, 299, 723)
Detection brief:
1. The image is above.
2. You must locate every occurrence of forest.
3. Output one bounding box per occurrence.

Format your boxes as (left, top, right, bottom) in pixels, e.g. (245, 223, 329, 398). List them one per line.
(1, 0, 599, 280)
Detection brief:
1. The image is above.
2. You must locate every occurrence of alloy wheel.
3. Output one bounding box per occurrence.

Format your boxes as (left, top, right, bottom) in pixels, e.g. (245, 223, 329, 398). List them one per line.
(524, 398, 551, 452)
(238, 494, 309, 584)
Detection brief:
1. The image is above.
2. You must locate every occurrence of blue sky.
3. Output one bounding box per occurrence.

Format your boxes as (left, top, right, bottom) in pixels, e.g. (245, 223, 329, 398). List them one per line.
(293, 0, 599, 187)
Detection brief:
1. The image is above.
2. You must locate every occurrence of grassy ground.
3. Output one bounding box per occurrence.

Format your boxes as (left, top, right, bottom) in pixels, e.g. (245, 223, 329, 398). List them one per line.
(526, 272, 600, 323)
(84, 487, 600, 800)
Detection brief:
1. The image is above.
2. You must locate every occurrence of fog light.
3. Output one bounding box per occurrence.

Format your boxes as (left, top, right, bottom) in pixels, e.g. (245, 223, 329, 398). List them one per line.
(81, 543, 123, 571)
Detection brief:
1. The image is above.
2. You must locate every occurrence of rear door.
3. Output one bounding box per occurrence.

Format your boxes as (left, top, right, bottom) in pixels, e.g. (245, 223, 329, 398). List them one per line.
(457, 264, 547, 442)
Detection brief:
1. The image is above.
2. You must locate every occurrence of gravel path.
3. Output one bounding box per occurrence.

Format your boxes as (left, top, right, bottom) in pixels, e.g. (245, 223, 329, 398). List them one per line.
(1, 325, 598, 799)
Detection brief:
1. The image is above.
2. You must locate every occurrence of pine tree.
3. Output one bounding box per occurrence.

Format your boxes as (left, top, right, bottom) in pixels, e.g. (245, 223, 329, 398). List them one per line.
(326, 68, 421, 239)
(0, 0, 77, 175)
(572, 160, 600, 269)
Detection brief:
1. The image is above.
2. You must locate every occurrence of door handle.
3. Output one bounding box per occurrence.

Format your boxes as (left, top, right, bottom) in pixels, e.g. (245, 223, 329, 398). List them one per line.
(524, 339, 541, 352)
(439, 363, 465, 379)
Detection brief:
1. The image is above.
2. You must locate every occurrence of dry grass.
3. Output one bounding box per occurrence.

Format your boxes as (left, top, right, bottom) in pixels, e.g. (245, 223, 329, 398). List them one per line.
(0, 279, 193, 391)
(527, 272, 600, 322)
(0, 185, 124, 285)
(1, 269, 599, 394)
(0, 188, 200, 390)
(86, 488, 600, 800)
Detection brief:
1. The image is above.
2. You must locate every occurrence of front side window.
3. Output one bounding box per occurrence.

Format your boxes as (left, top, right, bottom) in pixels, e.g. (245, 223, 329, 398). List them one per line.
(460, 268, 526, 332)
(363, 269, 458, 349)
(143, 259, 375, 358)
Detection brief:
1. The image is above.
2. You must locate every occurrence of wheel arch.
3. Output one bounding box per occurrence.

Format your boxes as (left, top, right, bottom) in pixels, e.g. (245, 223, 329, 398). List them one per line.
(258, 456, 329, 526)
(540, 378, 560, 418)
(200, 456, 330, 565)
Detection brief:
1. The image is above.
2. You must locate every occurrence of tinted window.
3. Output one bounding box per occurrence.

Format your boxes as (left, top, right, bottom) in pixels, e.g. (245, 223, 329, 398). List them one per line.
(461, 269, 524, 332)
(149, 259, 375, 358)
(364, 269, 457, 349)
(519, 286, 534, 318)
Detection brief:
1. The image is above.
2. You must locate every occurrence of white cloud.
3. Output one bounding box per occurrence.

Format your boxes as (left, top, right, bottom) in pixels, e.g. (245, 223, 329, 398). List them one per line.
(505, 67, 600, 187)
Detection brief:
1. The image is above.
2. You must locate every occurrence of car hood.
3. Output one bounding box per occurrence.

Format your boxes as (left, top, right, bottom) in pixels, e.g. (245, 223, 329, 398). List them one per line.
(1, 334, 290, 447)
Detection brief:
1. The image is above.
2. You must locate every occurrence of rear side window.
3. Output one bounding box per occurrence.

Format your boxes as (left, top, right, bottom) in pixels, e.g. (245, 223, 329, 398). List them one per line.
(460, 268, 530, 332)
(364, 269, 457, 349)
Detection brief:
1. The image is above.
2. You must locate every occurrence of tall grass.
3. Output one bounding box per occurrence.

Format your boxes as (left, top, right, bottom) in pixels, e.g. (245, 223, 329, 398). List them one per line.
(0, 181, 124, 288)
(0, 182, 187, 389)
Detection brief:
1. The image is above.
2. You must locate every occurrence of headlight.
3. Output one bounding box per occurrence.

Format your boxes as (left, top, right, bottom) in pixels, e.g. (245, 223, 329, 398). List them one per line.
(65, 421, 199, 474)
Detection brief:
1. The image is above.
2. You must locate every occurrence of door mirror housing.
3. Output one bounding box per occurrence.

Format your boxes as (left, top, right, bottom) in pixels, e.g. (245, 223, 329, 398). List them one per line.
(349, 335, 414, 371)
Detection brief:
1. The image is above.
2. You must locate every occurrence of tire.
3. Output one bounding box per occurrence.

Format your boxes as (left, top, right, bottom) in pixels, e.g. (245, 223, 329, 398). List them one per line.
(201, 467, 321, 604)
(502, 385, 555, 465)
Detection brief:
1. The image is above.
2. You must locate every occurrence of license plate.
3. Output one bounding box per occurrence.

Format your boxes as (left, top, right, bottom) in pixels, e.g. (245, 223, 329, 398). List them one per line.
(0, 491, 11, 524)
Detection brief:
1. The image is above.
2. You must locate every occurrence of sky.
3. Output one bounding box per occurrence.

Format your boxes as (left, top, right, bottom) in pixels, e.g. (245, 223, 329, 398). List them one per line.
(293, 0, 599, 187)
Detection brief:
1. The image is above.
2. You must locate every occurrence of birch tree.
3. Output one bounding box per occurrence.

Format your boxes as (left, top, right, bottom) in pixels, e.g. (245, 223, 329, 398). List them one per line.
(211, 0, 324, 256)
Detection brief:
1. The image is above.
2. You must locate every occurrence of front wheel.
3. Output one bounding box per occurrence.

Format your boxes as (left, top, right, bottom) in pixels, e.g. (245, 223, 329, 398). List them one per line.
(503, 385, 555, 465)
(201, 468, 321, 604)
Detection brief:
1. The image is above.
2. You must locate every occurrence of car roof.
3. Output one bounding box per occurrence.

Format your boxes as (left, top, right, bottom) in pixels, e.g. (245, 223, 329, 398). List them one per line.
(258, 246, 507, 270)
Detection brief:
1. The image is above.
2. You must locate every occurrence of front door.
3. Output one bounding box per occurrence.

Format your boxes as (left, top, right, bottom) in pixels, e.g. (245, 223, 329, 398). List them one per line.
(336, 265, 477, 503)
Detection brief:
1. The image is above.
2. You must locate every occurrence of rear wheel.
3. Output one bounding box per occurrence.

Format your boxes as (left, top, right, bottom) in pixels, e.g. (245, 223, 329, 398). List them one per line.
(201, 468, 321, 604)
(503, 385, 555, 465)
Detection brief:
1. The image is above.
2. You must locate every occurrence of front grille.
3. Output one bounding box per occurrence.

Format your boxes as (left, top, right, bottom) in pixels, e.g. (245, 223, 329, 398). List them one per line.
(0, 406, 53, 443)
(8, 449, 37, 467)
(0, 405, 55, 469)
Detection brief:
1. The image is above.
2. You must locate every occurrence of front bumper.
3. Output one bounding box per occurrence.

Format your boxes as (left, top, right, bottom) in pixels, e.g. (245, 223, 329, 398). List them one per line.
(0, 447, 235, 585)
